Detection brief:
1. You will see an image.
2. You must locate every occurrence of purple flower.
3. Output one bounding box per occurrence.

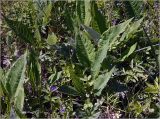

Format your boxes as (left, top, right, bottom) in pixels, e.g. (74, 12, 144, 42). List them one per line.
(154, 1, 159, 9)
(112, 20, 117, 25)
(60, 105, 66, 113)
(112, 19, 120, 25)
(50, 85, 58, 92)
(3, 57, 10, 67)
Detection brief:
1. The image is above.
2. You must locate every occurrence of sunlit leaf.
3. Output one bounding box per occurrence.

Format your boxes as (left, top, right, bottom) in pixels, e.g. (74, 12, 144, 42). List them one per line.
(91, 18, 132, 79)
(81, 24, 100, 44)
(94, 66, 115, 96)
(76, 31, 95, 67)
(84, 0, 92, 26)
(145, 83, 159, 94)
(43, 2, 52, 25)
(65, 65, 85, 94)
(120, 43, 137, 61)
(47, 33, 58, 45)
(5, 52, 27, 99)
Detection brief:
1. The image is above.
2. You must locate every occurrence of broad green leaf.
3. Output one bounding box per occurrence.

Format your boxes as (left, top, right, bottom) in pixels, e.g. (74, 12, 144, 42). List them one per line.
(65, 65, 85, 94)
(3, 15, 34, 44)
(91, 18, 132, 79)
(43, 2, 52, 25)
(120, 43, 137, 61)
(76, 31, 95, 67)
(59, 85, 80, 96)
(14, 83, 24, 111)
(28, 50, 41, 90)
(5, 52, 27, 99)
(145, 83, 159, 94)
(93, 66, 115, 96)
(123, 1, 144, 18)
(126, 18, 143, 39)
(34, 28, 41, 42)
(108, 18, 133, 48)
(47, 33, 58, 45)
(76, 0, 85, 23)
(145, 86, 158, 94)
(82, 24, 100, 44)
(4, 52, 27, 113)
(119, 18, 143, 44)
(91, 2, 106, 34)
(130, 101, 142, 115)
(84, 0, 92, 26)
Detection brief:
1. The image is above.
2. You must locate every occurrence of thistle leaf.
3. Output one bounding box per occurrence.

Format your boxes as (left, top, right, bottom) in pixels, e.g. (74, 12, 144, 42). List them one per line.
(120, 43, 137, 61)
(94, 66, 115, 96)
(76, 31, 95, 67)
(5, 52, 27, 111)
(91, 18, 133, 79)
(3, 15, 34, 44)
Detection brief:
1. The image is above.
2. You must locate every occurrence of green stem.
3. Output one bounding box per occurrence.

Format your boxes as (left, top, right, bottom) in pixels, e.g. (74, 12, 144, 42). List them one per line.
(6, 97, 11, 118)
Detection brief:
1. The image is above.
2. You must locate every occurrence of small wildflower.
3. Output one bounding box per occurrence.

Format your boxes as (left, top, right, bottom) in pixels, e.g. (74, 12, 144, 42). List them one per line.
(112, 19, 117, 25)
(3, 57, 10, 67)
(60, 105, 66, 113)
(50, 85, 58, 92)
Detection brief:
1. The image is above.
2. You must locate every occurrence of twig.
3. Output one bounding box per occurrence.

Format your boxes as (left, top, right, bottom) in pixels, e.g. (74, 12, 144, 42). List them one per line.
(135, 43, 159, 52)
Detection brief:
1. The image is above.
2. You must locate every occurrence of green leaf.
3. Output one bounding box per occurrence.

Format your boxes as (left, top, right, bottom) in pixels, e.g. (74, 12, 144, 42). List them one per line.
(0, 68, 7, 96)
(76, 0, 85, 23)
(14, 107, 26, 118)
(4, 52, 27, 113)
(0, 67, 4, 79)
(49, 71, 62, 84)
(91, 18, 132, 79)
(65, 65, 85, 94)
(120, 43, 137, 61)
(28, 50, 41, 90)
(145, 83, 159, 94)
(132, 101, 142, 115)
(76, 31, 95, 67)
(59, 85, 80, 96)
(0, 68, 4, 97)
(34, 28, 41, 42)
(119, 18, 143, 44)
(5, 52, 27, 99)
(43, 2, 52, 25)
(84, 0, 92, 26)
(3, 15, 34, 44)
(93, 66, 115, 96)
(123, 1, 144, 18)
(81, 24, 100, 44)
(14, 83, 24, 111)
(91, 2, 106, 34)
(47, 33, 58, 45)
